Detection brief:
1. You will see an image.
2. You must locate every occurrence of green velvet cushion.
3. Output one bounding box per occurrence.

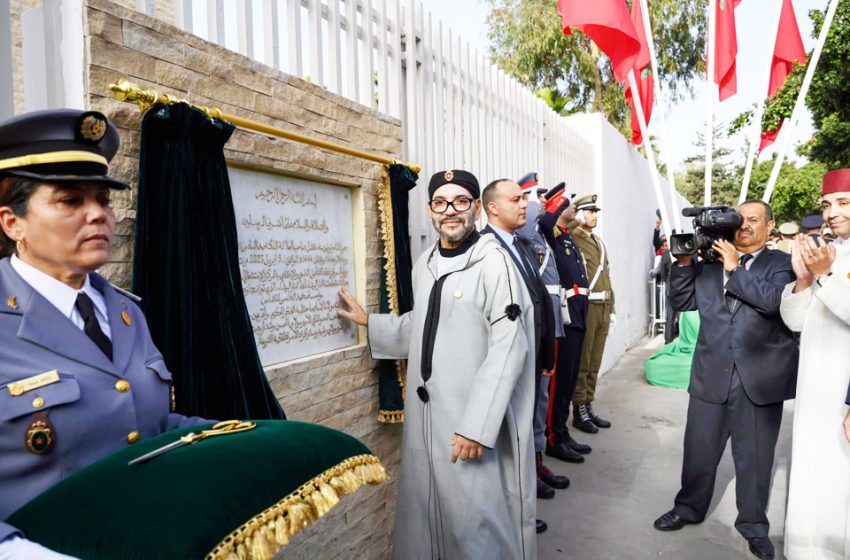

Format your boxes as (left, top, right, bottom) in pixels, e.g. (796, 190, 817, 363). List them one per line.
(8, 420, 386, 560)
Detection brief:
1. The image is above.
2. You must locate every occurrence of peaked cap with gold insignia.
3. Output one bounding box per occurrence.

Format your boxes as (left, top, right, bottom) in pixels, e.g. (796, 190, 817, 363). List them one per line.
(0, 109, 127, 190)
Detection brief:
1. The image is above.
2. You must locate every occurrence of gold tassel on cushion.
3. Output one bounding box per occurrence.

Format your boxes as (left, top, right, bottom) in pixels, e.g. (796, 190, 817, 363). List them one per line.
(206, 454, 388, 560)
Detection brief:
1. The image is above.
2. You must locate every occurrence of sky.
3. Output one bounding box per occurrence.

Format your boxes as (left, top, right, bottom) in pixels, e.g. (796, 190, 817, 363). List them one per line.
(424, 0, 827, 173)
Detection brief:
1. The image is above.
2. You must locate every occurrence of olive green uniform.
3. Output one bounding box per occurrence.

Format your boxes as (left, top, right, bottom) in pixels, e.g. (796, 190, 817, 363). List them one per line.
(570, 225, 615, 404)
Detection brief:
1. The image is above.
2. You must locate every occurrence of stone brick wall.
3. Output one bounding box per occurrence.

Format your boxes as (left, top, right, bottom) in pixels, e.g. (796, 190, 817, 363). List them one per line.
(83, 1, 403, 558)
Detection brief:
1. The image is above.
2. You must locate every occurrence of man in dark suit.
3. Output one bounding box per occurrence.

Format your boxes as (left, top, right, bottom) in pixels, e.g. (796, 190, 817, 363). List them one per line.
(481, 178, 557, 528)
(653, 200, 798, 560)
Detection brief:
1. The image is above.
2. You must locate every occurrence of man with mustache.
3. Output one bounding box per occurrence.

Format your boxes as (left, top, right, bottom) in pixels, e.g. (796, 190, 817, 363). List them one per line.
(654, 200, 798, 560)
(338, 170, 538, 559)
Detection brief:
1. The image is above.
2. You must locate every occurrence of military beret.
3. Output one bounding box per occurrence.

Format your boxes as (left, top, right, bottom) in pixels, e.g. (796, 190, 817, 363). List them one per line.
(778, 222, 800, 235)
(801, 214, 824, 230)
(428, 169, 480, 199)
(822, 168, 850, 196)
(574, 194, 600, 211)
(0, 109, 127, 190)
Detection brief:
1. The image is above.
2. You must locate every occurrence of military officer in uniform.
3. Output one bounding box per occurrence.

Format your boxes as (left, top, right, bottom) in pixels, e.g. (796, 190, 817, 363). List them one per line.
(539, 184, 594, 457)
(776, 222, 800, 254)
(514, 172, 574, 499)
(568, 195, 614, 434)
(0, 109, 210, 559)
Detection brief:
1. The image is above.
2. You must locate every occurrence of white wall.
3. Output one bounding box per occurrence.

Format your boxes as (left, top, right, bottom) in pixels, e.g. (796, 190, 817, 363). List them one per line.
(564, 113, 691, 374)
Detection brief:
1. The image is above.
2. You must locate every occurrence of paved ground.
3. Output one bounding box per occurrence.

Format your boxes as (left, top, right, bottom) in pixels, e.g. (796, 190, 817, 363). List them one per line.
(538, 336, 794, 560)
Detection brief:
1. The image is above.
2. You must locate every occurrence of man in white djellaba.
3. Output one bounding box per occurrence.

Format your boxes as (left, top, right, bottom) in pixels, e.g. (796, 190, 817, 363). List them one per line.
(338, 169, 538, 560)
(780, 168, 850, 560)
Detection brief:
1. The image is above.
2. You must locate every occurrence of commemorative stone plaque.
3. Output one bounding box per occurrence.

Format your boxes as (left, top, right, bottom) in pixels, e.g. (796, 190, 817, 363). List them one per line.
(229, 167, 358, 367)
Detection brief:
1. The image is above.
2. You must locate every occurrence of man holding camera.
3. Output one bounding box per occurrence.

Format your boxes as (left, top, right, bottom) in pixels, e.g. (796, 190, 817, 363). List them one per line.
(654, 200, 798, 560)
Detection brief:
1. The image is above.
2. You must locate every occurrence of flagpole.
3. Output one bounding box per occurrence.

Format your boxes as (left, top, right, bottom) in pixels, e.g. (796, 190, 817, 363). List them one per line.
(639, 0, 682, 232)
(704, 0, 717, 207)
(739, 0, 784, 205)
(763, 0, 839, 204)
(628, 69, 672, 242)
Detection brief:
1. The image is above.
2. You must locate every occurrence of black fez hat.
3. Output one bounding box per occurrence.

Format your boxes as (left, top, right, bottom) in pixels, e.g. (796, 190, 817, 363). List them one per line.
(0, 109, 127, 190)
(428, 169, 480, 199)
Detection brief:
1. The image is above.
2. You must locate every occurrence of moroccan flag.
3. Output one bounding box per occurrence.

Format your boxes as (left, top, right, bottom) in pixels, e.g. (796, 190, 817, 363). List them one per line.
(760, 0, 807, 151)
(713, 0, 742, 101)
(624, 0, 653, 144)
(558, 0, 641, 83)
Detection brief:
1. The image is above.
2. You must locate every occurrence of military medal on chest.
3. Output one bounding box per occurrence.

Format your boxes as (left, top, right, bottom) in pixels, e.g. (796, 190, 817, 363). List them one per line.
(25, 412, 55, 455)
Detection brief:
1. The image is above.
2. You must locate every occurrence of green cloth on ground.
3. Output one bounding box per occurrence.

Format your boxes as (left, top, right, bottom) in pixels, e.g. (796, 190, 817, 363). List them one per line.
(644, 311, 700, 389)
(8, 420, 385, 560)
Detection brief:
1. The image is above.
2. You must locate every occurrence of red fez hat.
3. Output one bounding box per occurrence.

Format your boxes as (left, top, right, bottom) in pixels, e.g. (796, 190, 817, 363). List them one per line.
(822, 169, 850, 196)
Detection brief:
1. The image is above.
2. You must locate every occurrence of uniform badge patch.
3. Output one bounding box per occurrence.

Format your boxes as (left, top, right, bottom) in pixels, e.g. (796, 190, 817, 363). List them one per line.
(122, 310, 132, 326)
(77, 112, 108, 143)
(444, 170, 454, 182)
(6, 296, 16, 309)
(25, 413, 54, 455)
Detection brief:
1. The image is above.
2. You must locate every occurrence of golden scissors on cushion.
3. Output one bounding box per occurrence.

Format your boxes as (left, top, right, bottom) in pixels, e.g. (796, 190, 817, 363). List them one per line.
(128, 420, 256, 466)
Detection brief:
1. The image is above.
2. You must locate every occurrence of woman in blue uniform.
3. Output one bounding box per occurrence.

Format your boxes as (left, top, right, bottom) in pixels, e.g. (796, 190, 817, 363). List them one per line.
(0, 110, 209, 559)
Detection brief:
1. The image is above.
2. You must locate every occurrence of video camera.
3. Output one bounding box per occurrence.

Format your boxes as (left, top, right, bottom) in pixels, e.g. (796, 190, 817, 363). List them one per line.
(670, 206, 743, 262)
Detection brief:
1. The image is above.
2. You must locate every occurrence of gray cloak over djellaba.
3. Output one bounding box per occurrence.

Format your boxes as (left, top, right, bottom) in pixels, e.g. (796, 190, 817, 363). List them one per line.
(368, 232, 537, 560)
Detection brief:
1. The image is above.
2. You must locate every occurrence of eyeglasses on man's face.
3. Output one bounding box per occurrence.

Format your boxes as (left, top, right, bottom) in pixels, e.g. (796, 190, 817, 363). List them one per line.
(429, 197, 473, 214)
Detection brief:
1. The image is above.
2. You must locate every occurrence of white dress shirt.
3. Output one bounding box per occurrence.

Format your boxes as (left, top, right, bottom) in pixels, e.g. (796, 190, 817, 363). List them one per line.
(10, 255, 112, 341)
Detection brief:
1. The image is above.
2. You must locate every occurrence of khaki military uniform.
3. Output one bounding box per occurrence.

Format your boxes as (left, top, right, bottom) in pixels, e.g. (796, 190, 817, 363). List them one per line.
(570, 225, 615, 404)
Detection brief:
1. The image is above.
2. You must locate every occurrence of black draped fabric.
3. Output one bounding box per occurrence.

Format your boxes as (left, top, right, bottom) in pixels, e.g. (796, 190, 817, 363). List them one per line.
(133, 103, 284, 420)
(376, 163, 418, 421)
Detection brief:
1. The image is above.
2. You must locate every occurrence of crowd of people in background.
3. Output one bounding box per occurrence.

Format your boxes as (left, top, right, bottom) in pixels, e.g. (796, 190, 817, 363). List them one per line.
(340, 167, 850, 560)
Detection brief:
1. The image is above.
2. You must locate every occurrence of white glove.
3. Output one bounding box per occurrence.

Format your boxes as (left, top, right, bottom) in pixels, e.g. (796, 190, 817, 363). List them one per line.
(575, 209, 587, 225)
(608, 313, 617, 334)
(0, 537, 80, 560)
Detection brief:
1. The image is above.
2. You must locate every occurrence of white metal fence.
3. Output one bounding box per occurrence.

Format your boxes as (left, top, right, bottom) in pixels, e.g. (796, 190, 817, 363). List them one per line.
(2, 0, 597, 258)
(3, 0, 685, 363)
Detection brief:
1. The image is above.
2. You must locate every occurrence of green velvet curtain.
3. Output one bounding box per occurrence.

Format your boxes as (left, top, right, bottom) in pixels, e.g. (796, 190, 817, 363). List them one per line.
(133, 103, 284, 420)
(376, 163, 418, 422)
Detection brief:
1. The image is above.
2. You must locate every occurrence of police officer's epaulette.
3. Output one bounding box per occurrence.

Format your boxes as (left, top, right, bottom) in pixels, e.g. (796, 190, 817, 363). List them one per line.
(111, 284, 142, 305)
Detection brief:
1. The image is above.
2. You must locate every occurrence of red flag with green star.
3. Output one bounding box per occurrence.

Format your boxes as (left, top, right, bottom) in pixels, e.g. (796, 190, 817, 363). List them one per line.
(760, 0, 807, 151)
(624, 0, 654, 144)
(712, 0, 742, 101)
(558, 0, 641, 83)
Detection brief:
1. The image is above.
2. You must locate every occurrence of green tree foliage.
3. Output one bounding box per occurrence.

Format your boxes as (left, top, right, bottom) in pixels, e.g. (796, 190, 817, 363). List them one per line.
(805, 4, 850, 168)
(731, 3, 850, 169)
(675, 128, 824, 223)
(485, 0, 705, 137)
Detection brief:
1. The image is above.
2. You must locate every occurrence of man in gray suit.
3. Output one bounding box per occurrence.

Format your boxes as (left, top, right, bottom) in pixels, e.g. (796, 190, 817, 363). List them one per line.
(653, 200, 798, 560)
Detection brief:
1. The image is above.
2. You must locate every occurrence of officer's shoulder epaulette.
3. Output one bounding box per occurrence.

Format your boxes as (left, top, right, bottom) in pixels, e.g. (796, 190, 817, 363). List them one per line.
(111, 284, 142, 303)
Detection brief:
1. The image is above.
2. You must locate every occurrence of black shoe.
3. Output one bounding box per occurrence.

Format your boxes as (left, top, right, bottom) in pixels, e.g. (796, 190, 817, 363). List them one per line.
(536, 451, 570, 489)
(537, 478, 555, 499)
(565, 429, 592, 454)
(545, 442, 585, 464)
(573, 403, 599, 434)
(536, 519, 548, 534)
(747, 537, 775, 560)
(586, 402, 611, 428)
(653, 510, 690, 531)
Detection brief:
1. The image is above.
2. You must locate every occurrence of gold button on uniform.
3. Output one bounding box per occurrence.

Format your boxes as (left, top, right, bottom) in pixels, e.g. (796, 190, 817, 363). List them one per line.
(126, 431, 140, 444)
(115, 380, 131, 393)
(32, 397, 44, 408)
